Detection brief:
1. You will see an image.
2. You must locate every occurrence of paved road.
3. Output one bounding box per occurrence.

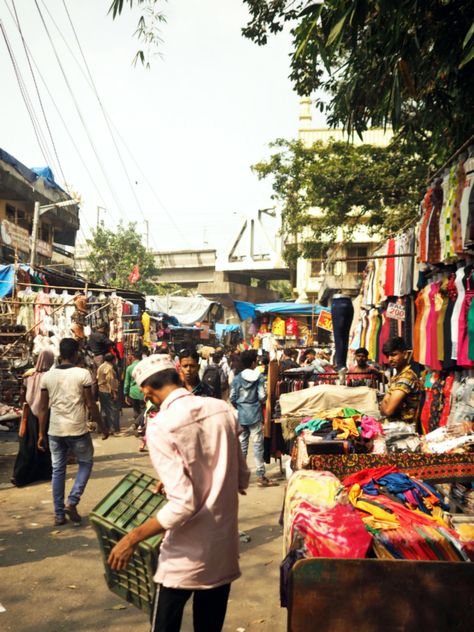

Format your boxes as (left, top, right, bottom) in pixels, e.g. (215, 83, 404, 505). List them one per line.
(0, 415, 287, 632)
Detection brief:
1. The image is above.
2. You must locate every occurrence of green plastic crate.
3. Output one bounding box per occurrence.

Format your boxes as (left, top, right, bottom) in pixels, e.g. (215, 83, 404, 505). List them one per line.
(90, 469, 167, 614)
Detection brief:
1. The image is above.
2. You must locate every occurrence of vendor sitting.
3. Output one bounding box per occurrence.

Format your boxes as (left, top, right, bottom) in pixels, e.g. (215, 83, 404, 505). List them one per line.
(379, 337, 420, 427)
(348, 347, 380, 386)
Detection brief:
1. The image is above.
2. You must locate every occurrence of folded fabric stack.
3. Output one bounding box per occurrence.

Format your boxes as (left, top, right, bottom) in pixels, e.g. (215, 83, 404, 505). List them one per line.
(422, 423, 474, 454)
(294, 408, 384, 453)
(343, 466, 469, 561)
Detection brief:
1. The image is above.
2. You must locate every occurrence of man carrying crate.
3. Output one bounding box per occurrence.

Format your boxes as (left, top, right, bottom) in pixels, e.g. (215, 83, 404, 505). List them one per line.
(108, 354, 250, 632)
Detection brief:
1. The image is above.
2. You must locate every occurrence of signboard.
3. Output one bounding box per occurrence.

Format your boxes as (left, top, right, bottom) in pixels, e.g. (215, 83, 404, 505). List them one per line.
(0, 219, 52, 259)
(386, 302, 406, 321)
(317, 309, 333, 332)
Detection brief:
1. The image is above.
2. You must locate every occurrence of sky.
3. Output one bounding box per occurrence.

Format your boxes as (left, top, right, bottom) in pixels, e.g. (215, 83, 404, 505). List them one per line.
(0, 0, 325, 252)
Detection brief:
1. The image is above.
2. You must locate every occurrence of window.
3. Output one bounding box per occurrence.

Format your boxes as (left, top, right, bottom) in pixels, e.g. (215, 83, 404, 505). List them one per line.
(40, 223, 51, 242)
(346, 245, 368, 274)
(5, 204, 15, 221)
(311, 259, 323, 277)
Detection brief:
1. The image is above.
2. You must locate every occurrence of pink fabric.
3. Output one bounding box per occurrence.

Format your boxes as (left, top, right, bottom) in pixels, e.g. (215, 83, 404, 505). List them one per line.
(146, 388, 250, 589)
(425, 284, 438, 368)
(360, 416, 383, 439)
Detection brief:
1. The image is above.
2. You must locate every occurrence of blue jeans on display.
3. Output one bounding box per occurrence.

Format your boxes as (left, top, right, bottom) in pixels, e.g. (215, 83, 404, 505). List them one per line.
(239, 421, 265, 478)
(331, 297, 354, 370)
(98, 391, 120, 433)
(48, 433, 94, 518)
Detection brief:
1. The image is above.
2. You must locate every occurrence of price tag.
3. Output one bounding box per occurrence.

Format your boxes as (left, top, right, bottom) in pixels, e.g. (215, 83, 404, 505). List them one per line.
(386, 302, 406, 321)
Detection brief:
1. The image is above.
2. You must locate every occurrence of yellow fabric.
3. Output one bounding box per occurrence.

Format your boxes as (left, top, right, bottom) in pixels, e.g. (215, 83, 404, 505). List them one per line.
(332, 417, 360, 439)
(271, 316, 286, 336)
(142, 312, 151, 348)
(348, 484, 400, 527)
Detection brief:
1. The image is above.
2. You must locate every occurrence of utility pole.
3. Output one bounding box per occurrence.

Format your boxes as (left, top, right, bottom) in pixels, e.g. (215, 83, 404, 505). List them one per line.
(30, 201, 41, 268)
(144, 220, 149, 250)
(30, 199, 79, 268)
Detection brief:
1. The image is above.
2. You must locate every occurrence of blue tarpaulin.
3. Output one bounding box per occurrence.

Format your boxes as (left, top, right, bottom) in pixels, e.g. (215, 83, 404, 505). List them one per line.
(234, 300, 324, 321)
(215, 323, 242, 338)
(0, 264, 34, 298)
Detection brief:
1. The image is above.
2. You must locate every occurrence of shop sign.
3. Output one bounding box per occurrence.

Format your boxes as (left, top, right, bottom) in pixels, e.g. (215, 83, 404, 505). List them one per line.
(317, 310, 333, 332)
(0, 219, 52, 258)
(386, 302, 406, 321)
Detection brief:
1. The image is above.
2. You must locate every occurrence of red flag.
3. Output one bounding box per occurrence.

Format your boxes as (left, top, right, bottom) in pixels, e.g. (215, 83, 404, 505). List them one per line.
(128, 263, 140, 284)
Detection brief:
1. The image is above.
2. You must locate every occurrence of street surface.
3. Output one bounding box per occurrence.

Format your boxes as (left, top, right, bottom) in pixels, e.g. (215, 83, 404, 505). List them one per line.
(0, 411, 286, 632)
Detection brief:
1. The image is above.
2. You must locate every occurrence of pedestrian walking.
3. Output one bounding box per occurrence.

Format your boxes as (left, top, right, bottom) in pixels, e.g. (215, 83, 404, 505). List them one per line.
(108, 354, 250, 632)
(11, 350, 55, 487)
(230, 349, 278, 488)
(97, 352, 120, 435)
(37, 338, 108, 526)
(124, 349, 145, 419)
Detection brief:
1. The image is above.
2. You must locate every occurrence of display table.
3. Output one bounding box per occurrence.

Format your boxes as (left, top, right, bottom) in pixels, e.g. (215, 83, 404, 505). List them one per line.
(288, 558, 474, 632)
(296, 451, 474, 483)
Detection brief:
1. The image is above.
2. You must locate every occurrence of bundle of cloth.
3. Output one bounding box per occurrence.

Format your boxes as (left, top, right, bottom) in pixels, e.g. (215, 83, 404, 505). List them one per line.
(343, 466, 471, 561)
(281, 470, 372, 606)
(295, 407, 385, 453)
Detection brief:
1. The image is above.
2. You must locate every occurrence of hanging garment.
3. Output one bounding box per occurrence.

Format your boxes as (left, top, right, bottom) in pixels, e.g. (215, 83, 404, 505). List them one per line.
(331, 297, 354, 370)
(285, 317, 298, 337)
(443, 274, 457, 368)
(462, 154, 474, 248)
(427, 182, 443, 264)
(451, 267, 466, 360)
(271, 316, 286, 337)
(436, 278, 448, 364)
(418, 285, 431, 365)
(456, 269, 474, 368)
(384, 238, 396, 297)
(427, 283, 442, 371)
(418, 187, 434, 263)
(413, 290, 425, 364)
(452, 160, 466, 255)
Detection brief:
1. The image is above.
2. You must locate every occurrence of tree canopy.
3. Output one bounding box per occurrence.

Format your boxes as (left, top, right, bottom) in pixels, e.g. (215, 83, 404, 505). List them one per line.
(86, 221, 160, 293)
(243, 0, 474, 159)
(252, 137, 428, 264)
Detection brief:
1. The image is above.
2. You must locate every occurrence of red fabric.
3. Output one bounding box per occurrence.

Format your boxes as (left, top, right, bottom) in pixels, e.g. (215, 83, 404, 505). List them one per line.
(384, 238, 396, 296)
(285, 317, 299, 336)
(439, 374, 455, 427)
(420, 387, 434, 434)
(128, 264, 140, 284)
(342, 466, 398, 489)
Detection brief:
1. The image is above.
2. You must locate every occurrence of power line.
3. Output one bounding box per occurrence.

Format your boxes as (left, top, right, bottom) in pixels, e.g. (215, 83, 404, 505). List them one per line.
(36, 0, 191, 250)
(0, 19, 53, 169)
(60, 0, 158, 250)
(10, 0, 68, 188)
(34, 0, 125, 224)
(1, 0, 110, 217)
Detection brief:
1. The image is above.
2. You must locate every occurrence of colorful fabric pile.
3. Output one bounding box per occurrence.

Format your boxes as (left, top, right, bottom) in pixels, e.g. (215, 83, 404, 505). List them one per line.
(294, 407, 384, 452)
(281, 470, 372, 606)
(343, 466, 469, 561)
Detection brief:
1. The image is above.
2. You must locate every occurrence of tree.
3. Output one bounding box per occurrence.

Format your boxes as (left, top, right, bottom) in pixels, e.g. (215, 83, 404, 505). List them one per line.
(86, 221, 160, 293)
(252, 137, 429, 263)
(243, 1, 474, 160)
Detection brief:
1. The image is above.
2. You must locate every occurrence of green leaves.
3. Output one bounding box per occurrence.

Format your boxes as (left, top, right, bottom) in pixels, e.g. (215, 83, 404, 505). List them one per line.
(252, 136, 429, 265)
(86, 221, 160, 293)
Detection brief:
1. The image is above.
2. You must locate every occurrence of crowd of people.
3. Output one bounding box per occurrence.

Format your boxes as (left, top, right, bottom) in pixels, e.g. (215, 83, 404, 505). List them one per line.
(8, 320, 423, 631)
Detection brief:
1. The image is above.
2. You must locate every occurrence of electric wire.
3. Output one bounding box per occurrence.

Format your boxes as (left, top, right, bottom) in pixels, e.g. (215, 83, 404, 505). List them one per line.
(1, 0, 110, 218)
(0, 19, 53, 169)
(37, 0, 192, 250)
(10, 0, 68, 188)
(34, 0, 125, 224)
(59, 0, 159, 250)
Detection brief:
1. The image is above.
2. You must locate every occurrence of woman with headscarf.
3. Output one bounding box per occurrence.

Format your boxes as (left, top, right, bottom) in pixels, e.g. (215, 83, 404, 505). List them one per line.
(11, 350, 55, 487)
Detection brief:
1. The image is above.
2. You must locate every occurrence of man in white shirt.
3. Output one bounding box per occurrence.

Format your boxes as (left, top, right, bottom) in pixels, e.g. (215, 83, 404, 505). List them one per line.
(108, 354, 250, 632)
(37, 338, 108, 526)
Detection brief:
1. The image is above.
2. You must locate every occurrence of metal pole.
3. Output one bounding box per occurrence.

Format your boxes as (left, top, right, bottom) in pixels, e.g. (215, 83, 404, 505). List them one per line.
(97, 206, 100, 229)
(30, 201, 40, 268)
(144, 220, 149, 250)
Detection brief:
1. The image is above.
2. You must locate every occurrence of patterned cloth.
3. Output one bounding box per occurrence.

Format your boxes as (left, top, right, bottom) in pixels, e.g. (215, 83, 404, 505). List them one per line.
(386, 365, 420, 425)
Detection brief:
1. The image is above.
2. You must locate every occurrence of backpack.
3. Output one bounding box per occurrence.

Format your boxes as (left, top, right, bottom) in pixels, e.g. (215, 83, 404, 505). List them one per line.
(202, 364, 227, 398)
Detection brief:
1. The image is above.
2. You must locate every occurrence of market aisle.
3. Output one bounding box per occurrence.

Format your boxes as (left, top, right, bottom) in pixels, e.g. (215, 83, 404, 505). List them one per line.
(0, 419, 286, 632)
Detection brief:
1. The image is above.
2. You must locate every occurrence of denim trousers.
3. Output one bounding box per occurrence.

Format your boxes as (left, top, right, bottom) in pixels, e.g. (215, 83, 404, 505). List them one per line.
(331, 297, 354, 370)
(239, 421, 265, 478)
(98, 391, 120, 433)
(48, 432, 94, 518)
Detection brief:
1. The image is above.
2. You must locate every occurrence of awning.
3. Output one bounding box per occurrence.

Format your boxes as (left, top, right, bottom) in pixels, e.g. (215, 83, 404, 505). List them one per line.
(234, 300, 324, 320)
(146, 295, 221, 327)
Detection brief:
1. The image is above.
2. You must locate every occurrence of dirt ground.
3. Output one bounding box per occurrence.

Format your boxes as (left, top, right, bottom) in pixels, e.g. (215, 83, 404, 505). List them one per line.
(0, 411, 287, 632)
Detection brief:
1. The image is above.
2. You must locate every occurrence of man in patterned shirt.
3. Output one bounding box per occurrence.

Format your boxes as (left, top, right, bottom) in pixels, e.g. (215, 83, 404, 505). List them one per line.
(380, 337, 420, 428)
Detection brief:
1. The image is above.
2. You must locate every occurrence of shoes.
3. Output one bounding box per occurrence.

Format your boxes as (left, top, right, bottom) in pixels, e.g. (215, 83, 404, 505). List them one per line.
(256, 476, 279, 488)
(54, 515, 67, 526)
(65, 504, 82, 524)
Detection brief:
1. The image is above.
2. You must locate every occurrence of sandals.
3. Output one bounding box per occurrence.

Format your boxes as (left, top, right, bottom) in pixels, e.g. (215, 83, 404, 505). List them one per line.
(257, 477, 279, 487)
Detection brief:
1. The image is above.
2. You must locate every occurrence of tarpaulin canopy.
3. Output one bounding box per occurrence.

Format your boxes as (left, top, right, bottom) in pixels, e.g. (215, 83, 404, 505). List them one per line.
(0, 264, 33, 298)
(215, 323, 242, 338)
(234, 300, 325, 321)
(146, 295, 221, 327)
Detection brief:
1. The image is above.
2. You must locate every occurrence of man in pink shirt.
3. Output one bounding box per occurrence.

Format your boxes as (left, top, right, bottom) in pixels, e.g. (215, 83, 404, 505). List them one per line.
(108, 355, 250, 632)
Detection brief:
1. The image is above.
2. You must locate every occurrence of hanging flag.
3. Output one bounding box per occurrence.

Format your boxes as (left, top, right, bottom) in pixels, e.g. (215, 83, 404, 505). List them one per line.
(128, 263, 140, 284)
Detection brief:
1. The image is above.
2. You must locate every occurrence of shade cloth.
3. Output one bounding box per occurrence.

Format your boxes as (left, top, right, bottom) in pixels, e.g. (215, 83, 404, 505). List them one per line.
(146, 295, 220, 326)
(279, 384, 379, 418)
(234, 300, 325, 321)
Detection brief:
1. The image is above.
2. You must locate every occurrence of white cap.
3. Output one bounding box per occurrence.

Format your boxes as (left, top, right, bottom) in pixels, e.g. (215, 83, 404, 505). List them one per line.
(132, 354, 177, 386)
